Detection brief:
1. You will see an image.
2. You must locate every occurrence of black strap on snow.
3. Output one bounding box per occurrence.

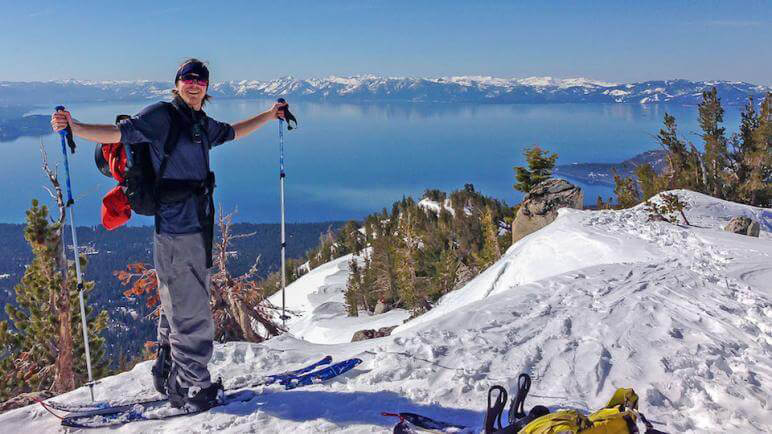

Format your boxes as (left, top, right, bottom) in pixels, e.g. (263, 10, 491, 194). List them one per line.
(508, 373, 531, 424)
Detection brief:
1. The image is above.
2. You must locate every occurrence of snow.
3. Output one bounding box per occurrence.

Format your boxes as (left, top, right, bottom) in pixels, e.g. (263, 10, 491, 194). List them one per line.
(2, 190, 770, 433)
(418, 198, 456, 217)
(267, 251, 411, 344)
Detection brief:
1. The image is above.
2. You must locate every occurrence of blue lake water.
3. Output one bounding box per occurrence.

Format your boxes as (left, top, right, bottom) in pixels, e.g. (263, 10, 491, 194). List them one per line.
(4, 100, 743, 225)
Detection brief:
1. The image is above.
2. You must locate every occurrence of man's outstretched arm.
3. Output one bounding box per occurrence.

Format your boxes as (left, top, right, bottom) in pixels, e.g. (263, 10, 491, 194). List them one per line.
(231, 101, 286, 140)
(51, 110, 121, 143)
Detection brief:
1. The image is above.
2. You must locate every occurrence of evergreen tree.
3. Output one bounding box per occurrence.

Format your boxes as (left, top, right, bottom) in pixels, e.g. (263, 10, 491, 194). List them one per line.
(394, 209, 421, 313)
(740, 93, 771, 206)
(698, 87, 730, 198)
(513, 146, 559, 193)
(729, 97, 760, 202)
(474, 206, 501, 269)
(656, 113, 702, 191)
(613, 173, 640, 208)
(635, 163, 667, 201)
(337, 221, 364, 256)
(344, 259, 360, 316)
(0, 200, 108, 402)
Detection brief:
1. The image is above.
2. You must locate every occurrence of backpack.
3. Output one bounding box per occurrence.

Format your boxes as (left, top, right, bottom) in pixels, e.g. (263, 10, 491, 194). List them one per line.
(96, 102, 183, 218)
(485, 376, 658, 434)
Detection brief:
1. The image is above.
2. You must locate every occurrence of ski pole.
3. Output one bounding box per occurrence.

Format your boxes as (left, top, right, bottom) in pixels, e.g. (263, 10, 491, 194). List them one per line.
(55, 105, 96, 402)
(278, 103, 288, 328)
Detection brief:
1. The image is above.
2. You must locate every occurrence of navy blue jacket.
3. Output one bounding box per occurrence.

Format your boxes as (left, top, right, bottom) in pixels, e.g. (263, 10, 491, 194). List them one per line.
(119, 97, 235, 234)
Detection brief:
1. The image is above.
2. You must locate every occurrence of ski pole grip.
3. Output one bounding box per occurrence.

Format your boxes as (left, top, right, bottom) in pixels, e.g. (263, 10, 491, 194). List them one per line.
(55, 105, 77, 153)
(276, 98, 297, 130)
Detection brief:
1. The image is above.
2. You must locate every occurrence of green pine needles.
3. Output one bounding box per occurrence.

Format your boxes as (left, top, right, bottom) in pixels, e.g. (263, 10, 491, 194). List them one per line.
(514, 146, 559, 193)
(316, 187, 513, 317)
(614, 89, 771, 208)
(0, 200, 108, 403)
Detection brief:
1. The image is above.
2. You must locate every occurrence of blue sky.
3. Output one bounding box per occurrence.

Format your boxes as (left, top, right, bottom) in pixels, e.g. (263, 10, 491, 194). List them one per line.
(1, 1, 770, 85)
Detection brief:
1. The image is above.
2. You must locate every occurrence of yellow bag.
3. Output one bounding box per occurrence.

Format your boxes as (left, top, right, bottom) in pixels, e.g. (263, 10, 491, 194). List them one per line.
(519, 388, 641, 434)
(518, 410, 592, 433)
(584, 407, 639, 433)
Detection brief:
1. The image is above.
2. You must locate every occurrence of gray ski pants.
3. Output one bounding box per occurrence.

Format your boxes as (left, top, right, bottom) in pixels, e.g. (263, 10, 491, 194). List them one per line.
(154, 232, 213, 389)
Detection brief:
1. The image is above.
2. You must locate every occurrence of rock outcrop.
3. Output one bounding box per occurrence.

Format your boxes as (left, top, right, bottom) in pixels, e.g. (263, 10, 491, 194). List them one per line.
(724, 216, 760, 237)
(512, 179, 583, 244)
(351, 326, 398, 342)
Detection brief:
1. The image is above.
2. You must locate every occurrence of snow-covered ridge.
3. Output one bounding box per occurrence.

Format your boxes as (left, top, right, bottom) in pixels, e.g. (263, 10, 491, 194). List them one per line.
(1, 190, 769, 433)
(1, 76, 768, 105)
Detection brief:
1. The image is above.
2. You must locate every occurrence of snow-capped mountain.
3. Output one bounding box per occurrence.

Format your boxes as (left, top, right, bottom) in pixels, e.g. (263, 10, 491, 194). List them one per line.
(0, 190, 769, 433)
(1, 76, 768, 105)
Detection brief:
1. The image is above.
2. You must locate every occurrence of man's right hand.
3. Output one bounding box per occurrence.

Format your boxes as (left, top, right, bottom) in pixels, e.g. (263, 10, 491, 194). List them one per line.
(51, 109, 72, 133)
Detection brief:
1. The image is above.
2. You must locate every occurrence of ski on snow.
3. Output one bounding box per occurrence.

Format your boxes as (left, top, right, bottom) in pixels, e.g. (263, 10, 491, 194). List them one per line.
(46, 355, 333, 413)
(60, 357, 362, 428)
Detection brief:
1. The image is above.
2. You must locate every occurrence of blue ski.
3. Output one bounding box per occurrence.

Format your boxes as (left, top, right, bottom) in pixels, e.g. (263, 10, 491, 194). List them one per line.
(47, 355, 333, 413)
(60, 358, 362, 428)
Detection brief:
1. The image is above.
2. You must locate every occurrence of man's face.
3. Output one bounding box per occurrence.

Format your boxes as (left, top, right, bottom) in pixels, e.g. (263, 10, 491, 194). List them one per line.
(175, 73, 208, 109)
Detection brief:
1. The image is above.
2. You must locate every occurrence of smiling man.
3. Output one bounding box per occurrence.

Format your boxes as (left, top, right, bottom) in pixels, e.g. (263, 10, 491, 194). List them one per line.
(51, 58, 286, 411)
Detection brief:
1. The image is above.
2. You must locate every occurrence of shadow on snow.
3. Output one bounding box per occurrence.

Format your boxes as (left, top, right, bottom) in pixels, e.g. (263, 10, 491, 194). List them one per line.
(210, 389, 482, 428)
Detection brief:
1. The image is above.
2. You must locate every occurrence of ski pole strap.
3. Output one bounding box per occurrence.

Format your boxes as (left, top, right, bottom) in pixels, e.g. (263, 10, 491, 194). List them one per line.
(55, 105, 77, 153)
(276, 98, 297, 130)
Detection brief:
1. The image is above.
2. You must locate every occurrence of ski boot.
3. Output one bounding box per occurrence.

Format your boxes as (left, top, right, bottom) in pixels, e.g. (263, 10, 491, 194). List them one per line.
(151, 344, 172, 395)
(166, 363, 224, 411)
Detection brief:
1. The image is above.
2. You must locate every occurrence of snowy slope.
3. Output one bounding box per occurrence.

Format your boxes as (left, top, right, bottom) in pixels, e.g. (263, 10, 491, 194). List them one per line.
(1, 190, 770, 433)
(267, 251, 411, 344)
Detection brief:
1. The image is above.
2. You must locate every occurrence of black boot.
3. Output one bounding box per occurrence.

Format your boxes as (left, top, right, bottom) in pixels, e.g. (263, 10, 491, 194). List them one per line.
(151, 344, 172, 395)
(166, 363, 223, 411)
(185, 379, 224, 412)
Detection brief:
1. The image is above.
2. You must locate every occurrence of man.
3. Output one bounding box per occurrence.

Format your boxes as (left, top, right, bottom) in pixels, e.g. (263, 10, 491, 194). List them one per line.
(51, 58, 286, 410)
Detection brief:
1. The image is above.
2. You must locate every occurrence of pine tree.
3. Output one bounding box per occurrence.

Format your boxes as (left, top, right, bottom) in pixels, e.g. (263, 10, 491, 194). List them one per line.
(741, 93, 771, 206)
(0, 200, 108, 402)
(394, 209, 420, 313)
(656, 113, 703, 191)
(613, 173, 640, 208)
(729, 97, 760, 202)
(514, 146, 559, 193)
(338, 221, 364, 256)
(635, 163, 668, 201)
(474, 206, 501, 269)
(698, 87, 730, 198)
(344, 259, 361, 316)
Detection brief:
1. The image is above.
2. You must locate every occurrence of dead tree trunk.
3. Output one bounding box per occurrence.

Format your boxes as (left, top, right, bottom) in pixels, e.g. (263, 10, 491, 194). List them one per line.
(41, 145, 76, 393)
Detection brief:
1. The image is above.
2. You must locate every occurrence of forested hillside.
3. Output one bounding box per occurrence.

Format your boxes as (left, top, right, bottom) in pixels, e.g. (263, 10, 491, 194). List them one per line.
(0, 222, 342, 367)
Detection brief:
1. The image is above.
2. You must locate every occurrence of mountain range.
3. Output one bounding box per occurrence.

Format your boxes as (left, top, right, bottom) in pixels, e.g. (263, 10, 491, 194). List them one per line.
(1, 76, 769, 105)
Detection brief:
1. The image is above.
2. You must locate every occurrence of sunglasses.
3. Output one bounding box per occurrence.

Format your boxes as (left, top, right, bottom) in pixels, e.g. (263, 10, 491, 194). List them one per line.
(179, 74, 208, 87)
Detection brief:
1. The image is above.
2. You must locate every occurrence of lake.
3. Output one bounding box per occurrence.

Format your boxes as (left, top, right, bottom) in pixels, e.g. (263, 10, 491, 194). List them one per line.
(4, 100, 743, 225)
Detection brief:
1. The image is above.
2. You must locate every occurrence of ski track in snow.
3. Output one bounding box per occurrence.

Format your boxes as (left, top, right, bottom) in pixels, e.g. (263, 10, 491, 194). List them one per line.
(1, 190, 770, 433)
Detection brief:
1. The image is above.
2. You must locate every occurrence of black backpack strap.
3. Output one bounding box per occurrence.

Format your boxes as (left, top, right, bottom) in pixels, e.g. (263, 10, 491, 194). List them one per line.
(153, 102, 183, 233)
(158, 102, 184, 181)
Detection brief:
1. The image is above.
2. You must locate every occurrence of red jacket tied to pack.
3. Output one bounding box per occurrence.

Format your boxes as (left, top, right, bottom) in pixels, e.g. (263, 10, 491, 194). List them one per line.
(99, 143, 131, 230)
